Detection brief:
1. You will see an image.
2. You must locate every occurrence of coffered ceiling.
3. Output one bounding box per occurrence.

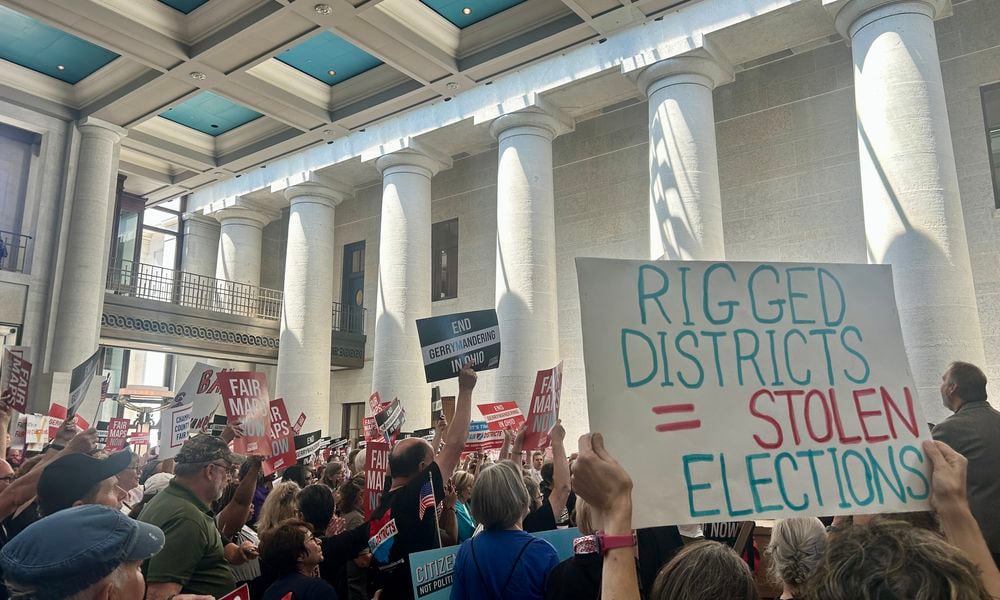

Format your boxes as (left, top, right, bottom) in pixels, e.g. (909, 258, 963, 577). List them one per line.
(0, 0, 696, 202)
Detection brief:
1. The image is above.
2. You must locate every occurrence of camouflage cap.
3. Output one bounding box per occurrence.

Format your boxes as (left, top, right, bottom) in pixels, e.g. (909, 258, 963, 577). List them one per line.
(175, 434, 246, 465)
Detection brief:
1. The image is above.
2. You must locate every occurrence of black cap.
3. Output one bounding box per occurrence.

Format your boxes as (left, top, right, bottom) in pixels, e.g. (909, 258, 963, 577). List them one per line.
(0, 504, 164, 600)
(37, 451, 132, 515)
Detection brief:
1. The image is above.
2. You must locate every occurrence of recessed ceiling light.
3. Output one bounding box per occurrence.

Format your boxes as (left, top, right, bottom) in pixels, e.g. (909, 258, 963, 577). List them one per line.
(210, 124, 219, 128)
(189, 71, 207, 80)
(462, 7, 472, 15)
(322, 129, 333, 135)
(56, 65, 65, 71)
(327, 69, 337, 76)
(446, 82, 458, 90)
(314, 4, 332, 14)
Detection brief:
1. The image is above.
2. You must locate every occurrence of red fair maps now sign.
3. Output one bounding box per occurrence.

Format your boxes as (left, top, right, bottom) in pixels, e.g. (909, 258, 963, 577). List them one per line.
(264, 399, 296, 476)
(364, 441, 391, 518)
(106, 417, 130, 451)
(477, 402, 525, 432)
(219, 372, 271, 456)
(1, 347, 31, 413)
(522, 362, 563, 451)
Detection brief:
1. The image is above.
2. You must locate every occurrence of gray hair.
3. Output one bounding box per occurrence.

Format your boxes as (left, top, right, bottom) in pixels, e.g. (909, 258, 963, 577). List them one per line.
(469, 461, 529, 530)
(767, 517, 827, 589)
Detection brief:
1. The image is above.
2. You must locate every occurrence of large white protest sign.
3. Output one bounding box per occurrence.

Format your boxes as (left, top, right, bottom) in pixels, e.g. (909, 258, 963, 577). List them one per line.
(576, 258, 931, 529)
(174, 362, 228, 434)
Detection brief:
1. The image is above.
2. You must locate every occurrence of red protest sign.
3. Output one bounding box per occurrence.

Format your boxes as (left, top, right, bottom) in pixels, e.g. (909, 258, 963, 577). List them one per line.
(292, 412, 306, 434)
(47, 403, 90, 440)
(363, 441, 391, 518)
(363, 416, 379, 443)
(522, 362, 563, 451)
(477, 402, 525, 432)
(1, 347, 31, 413)
(219, 583, 250, 600)
(128, 430, 149, 446)
(106, 417, 130, 451)
(263, 399, 296, 476)
(218, 372, 271, 455)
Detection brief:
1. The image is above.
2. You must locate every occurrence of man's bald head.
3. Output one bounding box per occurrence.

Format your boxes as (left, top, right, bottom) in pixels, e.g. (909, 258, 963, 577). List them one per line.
(0, 460, 15, 493)
(389, 438, 434, 480)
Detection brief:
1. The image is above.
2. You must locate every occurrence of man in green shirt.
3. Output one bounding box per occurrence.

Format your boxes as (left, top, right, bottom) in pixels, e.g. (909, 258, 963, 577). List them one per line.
(139, 434, 252, 599)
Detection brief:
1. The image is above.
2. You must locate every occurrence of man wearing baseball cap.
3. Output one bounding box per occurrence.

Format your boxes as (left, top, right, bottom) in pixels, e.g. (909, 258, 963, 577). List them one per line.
(139, 434, 249, 600)
(0, 504, 165, 600)
(36, 449, 132, 516)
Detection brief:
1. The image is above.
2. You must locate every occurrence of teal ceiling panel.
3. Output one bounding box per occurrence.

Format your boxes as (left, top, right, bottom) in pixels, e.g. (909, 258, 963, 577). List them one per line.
(0, 6, 119, 84)
(158, 0, 211, 14)
(159, 92, 263, 136)
(276, 32, 382, 86)
(421, 0, 526, 27)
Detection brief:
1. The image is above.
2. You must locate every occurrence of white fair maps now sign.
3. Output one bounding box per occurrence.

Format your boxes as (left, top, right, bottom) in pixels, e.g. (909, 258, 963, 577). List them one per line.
(576, 258, 931, 529)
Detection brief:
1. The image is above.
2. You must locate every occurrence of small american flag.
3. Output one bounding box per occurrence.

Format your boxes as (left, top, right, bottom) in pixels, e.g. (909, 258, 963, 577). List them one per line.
(418, 477, 435, 521)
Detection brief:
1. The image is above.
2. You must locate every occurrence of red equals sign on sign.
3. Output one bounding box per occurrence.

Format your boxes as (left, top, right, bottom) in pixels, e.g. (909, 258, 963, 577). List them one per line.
(652, 404, 701, 432)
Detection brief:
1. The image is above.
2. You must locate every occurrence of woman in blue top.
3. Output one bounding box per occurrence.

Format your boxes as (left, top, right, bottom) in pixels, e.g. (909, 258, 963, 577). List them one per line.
(451, 470, 477, 543)
(451, 461, 559, 600)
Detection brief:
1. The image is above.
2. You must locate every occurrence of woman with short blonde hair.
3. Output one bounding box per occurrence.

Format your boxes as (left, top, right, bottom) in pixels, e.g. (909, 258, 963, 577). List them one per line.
(256, 481, 301, 537)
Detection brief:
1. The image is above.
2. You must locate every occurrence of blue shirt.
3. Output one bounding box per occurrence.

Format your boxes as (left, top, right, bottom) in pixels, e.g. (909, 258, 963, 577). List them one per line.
(455, 501, 476, 543)
(451, 530, 559, 600)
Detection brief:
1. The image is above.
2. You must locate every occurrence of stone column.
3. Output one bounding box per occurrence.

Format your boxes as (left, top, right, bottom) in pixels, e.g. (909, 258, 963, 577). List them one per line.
(275, 179, 350, 435)
(50, 118, 125, 373)
(371, 146, 450, 428)
(490, 106, 572, 412)
(636, 53, 732, 260)
(828, 0, 985, 422)
(213, 203, 275, 316)
(180, 212, 220, 309)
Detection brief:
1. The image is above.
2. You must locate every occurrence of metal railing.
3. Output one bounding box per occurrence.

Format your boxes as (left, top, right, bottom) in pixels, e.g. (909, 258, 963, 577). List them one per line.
(106, 259, 366, 333)
(0, 230, 31, 273)
(333, 301, 366, 335)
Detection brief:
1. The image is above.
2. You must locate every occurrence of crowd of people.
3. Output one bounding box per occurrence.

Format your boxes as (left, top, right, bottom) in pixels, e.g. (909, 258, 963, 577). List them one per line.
(0, 360, 995, 599)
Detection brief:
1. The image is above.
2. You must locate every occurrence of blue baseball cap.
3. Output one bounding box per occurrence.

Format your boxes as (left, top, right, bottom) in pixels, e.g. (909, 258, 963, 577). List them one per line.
(0, 505, 164, 599)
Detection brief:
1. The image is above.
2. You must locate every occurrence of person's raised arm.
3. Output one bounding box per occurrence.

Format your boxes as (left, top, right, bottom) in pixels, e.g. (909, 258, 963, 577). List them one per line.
(511, 423, 526, 460)
(499, 427, 513, 461)
(923, 440, 1000, 598)
(217, 457, 261, 537)
(547, 421, 571, 524)
(572, 433, 639, 600)
(435, 363, 476, 480)
(431, 414, 448, 456)
(440, 479, 458, 547)
(0, 423, 96, 519)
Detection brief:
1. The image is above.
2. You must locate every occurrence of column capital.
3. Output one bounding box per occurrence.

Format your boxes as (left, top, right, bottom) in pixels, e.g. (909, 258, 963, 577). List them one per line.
(824, 0, 951, 39)
(275, 174, 353, 208)
(182, 211, 221, 229)
(634, 50, 734, 98)
(489, 101, 574, 141)
(76, 117, 127, 142)
(374, 142, 452, 178)
(212, 200, 279, 229)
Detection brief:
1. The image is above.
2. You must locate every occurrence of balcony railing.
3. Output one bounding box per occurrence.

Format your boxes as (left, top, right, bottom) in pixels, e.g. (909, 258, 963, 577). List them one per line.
(106, 259, 366, 333)
(0, 230, 31, 274)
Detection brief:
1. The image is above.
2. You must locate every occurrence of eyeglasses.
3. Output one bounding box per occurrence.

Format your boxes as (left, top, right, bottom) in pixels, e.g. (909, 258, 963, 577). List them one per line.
(0, 475, 15, 483)
(208, 462, 237, 476)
